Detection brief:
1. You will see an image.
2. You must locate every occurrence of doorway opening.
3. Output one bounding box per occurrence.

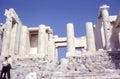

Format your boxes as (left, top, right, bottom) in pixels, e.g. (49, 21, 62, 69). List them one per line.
(58, 47, 66, 60)
(29, 29, 38, 54)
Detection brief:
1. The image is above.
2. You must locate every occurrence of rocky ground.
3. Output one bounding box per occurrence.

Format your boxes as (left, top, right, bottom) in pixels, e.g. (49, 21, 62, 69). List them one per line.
(1, 51, 120, 79)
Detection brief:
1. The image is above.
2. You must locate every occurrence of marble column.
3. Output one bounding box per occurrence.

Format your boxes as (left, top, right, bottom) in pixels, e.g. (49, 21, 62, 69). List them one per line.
(55, 47, 58, 61)
(0, 24, 3, 55)
(14, 23, 22, 55)
(47, 28, 56, 61)
(86, 22, 96, 51)
(66, 23, 75, 57)
(100, 5, 112, 50)
(44, 27, 49, 58)
(54, 35, 59, 60)
(101, 23, 106, 49)
(118, 31, 120, 47)
(26, 28, 30, 55)
(95, 18, 105, 50)
(1, 20, 12, 56)
(38, 24, 46, 58)
(9, 23, 17, 56)
(19, 26, 29, 56)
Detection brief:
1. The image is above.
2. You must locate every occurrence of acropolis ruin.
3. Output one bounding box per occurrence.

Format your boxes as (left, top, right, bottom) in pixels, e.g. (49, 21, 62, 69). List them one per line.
(0, 5, 120, 79)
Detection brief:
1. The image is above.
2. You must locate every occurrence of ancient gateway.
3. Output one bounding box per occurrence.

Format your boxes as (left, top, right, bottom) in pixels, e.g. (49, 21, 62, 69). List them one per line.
(0, 5, 120, 60)
(0, 5, 120, 79)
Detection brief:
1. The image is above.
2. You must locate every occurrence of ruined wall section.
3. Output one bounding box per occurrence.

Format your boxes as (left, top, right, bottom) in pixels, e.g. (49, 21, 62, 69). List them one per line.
(94, 5, 120, 51)
(109, 16, 120, 50)
(1, 8, 23, 56)
(114, 12, 120, 49)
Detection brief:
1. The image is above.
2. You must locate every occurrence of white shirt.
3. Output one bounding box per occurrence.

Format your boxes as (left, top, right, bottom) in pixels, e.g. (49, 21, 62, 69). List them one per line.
(7, 57, 12, 65)
(2, 61, 8, 66)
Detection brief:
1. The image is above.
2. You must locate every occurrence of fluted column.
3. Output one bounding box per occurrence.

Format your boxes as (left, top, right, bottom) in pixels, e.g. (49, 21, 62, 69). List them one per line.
(101, 23, 106, 49)
(1, 21, 12, 56)
(47, 28, 56, 60)
(54, 35, 59, 60)
(66, 23, 75, 57)
(86, 22, 96, 51)
(0, 24, 3, 55)
(9, 23, 17, 56)
(100, 5, 112, 50)
(14, 23, 22, 55)
(19, 26, 29, 56)
(38, 24, 46, 58)
(119, 32, 120, 45)
(55, 47, 58, 61)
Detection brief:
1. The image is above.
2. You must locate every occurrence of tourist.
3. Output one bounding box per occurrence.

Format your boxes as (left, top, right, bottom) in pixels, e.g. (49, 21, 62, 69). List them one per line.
(7, 55, 12, 79)
(0, 57, 8, 79)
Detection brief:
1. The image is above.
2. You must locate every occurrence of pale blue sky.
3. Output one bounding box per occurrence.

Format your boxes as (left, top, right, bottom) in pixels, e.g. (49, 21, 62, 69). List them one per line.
(0, 0, 120, 59)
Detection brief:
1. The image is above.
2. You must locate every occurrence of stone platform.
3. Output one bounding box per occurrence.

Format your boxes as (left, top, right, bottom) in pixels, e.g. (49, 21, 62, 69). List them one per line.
(0, 51, 120, 79)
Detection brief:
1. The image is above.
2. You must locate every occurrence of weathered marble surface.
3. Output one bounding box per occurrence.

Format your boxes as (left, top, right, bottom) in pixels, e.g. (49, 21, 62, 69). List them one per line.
(0, 4, 120, 79)
(66, 23, 75, 57)
(86, 22, 96, 51)
(0, 51, 120, 79)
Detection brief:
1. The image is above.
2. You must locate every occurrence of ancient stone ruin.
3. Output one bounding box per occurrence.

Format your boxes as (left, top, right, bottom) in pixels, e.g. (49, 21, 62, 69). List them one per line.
(0, 4, 120, 79)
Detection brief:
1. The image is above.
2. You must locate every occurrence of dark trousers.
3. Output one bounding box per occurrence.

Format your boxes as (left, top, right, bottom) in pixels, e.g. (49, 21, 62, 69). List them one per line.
(0, 64, 11, 79)
(0, 66, 7, 79)
(7, 64, 11, 79)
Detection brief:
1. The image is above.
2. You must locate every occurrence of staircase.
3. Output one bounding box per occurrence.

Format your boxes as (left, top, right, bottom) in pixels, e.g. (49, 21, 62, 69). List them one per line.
(1, 51, 120, 79)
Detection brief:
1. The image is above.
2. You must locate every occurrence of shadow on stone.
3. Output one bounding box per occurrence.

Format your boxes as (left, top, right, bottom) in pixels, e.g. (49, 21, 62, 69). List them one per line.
(108, 51, 120, 69)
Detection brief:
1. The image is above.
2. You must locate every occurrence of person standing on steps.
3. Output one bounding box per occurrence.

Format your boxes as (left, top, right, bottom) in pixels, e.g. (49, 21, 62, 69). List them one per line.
(0, 57, 8, 79)
(7, 55, 12, 79)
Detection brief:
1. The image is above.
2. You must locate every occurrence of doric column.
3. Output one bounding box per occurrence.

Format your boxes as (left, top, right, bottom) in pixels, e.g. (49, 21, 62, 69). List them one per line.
(14, 23, 22, 55)
(55, 47, 58, 61)
(101, 23, 106, 49)
(0, 24, 3, 55)
(38, 24, 46, 58)
(9, 23, 17, 56)
(95, 18, 105, 50)
(86, 22, 96, 51)
(66, 23, 75, 57)
(19, 26, 29, 56)
(1, 21, 12, 56)
(47, 28, 56, 61)
(100, 5, 112, 50)
(119, 32, 120, 47)
(54, 35, 59, 60)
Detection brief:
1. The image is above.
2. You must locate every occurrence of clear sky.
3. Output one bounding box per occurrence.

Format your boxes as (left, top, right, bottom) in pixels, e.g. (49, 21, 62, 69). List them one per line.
(0, 0, 120, 59)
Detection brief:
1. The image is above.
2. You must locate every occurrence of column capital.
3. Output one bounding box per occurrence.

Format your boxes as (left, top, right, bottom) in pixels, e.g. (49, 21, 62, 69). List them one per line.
(67, 23, 74, 27)
(99, 5, 110, 10)
(86, 22, 92, 26)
